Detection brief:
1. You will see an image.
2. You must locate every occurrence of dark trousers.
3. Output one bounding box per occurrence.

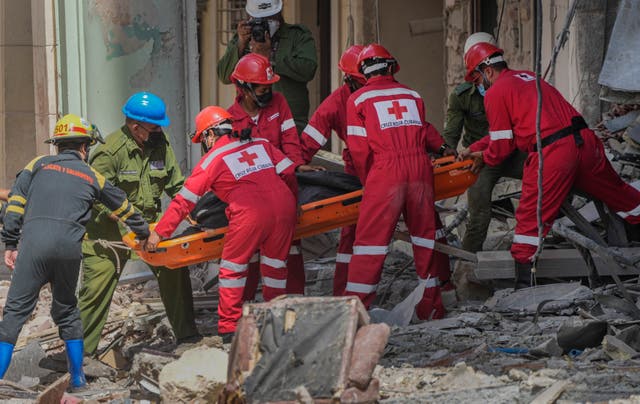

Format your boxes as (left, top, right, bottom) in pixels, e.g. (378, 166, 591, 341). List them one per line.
(0, 232, 83, 344)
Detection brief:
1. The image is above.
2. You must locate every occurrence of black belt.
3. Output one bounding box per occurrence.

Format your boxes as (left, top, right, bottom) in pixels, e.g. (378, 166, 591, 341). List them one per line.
(532, 116, 587, 152)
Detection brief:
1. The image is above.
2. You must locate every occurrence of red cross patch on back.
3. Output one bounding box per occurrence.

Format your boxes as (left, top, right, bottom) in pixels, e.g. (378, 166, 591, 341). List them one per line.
(223, 144, 274, 180)
(373, 98, 422, 130)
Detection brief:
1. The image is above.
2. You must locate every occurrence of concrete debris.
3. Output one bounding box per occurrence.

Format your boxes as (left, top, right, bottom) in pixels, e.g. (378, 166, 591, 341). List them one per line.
(602, 335, 639, 361)
(485, 282, 593, 314)
(158, 346, 228, 402)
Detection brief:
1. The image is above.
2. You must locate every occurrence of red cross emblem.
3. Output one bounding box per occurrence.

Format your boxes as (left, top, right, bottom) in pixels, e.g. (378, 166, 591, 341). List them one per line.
(387, 100, 408, 119)
(238, 150, 259, 166)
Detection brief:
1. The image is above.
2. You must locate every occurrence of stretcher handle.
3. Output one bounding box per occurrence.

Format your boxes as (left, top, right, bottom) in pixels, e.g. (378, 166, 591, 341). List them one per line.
(122, 223, 228, 251)
(432, 156, 474, 174)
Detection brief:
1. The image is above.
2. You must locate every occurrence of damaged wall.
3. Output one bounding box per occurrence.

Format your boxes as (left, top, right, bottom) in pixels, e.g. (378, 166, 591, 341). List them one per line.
(58, 0, 200, 172)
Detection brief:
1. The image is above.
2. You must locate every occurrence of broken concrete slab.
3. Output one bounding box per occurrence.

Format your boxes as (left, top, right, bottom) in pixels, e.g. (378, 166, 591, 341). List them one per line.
(476, 248, 640, 280)
(602, 335, 639, 361)
(158, 346, 227, 402)
(485, 283, 593, 314)
(615, 325, 640, 351)
(130, 350, 177, 388)
(5, 342, 50, 382)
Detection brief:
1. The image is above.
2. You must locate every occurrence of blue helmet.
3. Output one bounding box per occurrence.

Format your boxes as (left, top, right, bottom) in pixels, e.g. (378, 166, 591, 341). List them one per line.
(122, 92, 170, 126)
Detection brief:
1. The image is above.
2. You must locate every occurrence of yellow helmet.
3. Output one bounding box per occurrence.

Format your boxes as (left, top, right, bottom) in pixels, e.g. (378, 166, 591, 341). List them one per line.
(46, 114, 105, 145)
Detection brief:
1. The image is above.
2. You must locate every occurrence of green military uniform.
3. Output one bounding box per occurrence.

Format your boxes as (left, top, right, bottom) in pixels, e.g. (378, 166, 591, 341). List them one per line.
(78, 126, 198, 355)
(217, 22, 318, 134)
(443, 82, 527, 253)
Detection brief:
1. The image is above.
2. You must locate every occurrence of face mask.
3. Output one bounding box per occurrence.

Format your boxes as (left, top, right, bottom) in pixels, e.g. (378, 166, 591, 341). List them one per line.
(268, 20, 280, 37)
(144, 131, 164, 148)
(477, 84, 486, 97)
(254, 90, 273, 108)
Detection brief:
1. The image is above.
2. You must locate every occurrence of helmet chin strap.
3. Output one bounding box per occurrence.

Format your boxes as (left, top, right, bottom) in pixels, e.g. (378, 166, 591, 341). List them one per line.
(476, 67, 492, 90)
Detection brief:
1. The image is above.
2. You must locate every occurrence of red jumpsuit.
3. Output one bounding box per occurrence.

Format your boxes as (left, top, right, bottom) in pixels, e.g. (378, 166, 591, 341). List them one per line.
(228, 92, 306, 296)
(302, 84, 451, 297)
(154, 136, 297, 333)
(345, 75, 447, 319)
(469, 69, 640, 263)
(300, 84, 356, 296)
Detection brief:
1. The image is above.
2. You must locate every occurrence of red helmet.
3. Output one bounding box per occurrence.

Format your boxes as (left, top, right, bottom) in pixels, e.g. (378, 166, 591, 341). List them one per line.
(357, 43, 400, 76)
(464, 42, 504, 82)
(338, 45, 365, 81)
(231, 53, 280, 85)
(193, 106, 233, 143)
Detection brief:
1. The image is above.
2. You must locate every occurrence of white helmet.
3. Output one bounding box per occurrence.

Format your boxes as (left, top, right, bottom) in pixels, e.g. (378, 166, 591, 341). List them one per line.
(246, 0, 283, 18)
(464, 32, 497, 56)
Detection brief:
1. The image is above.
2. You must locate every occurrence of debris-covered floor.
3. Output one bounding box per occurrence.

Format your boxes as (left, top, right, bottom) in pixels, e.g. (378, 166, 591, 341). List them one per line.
(3, 104, 640, 401)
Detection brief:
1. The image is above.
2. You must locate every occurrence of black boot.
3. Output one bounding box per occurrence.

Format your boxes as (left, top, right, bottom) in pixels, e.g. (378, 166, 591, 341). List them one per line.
(514, 262, 533, 290)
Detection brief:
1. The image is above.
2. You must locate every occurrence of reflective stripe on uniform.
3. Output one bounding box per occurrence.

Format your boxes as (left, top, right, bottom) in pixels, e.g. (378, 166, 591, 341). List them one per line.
(120, 208, 135, 222)
(111, 200, 130, 217)
(617, 204, 640, 219)
(347, 126, 367, 137)
(281, 118, 296, 132)
(303, 124, 327, 146)
(261, 255, 286, 268)
(419, 277, 440, 288)
(336, 253, 352, 263)
(220, 259, 248, 273)
(6, 205, 24, 215)
(489, 130, 513, 140)
(513, 234, 540, 246)
(410, 235, 435, 249)
(345, 282, 378, 294)
(8, 195, 26, 205)
(263, 277, 286, 289)
(179, 186, 200, 204)
(249, 253, 260, 263)
(353, 245, 388, 255)
(201, 140, 245, 169)
(219, 277, 247, 288)
(275, 158, 293, 174)
(353, 87, 421, 106)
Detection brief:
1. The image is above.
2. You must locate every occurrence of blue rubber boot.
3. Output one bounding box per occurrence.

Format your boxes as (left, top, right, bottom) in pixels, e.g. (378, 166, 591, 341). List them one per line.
(64, 339, 87, 389)
(0, 342, 14, 379)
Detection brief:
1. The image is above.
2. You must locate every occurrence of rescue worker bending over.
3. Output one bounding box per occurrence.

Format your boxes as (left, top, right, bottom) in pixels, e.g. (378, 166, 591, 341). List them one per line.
(146, 106, 297, 341)
(217, 0, 318, 134)
(445, 32, 526, 253)
(0, 114, 149, 389)
(228, 53, 321, 297)
(299, 45, 451, 295)
(344, 44, 455, 320)
(459, 42, 640, 288)
(78, 92, 199, 356)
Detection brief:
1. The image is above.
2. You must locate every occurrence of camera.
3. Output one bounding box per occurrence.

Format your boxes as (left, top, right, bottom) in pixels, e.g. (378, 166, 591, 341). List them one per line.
(248, 18, 269, 43)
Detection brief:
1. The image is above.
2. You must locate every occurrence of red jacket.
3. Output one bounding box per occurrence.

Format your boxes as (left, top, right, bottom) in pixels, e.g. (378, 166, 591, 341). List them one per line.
(154, 135, 296, 238)
(301, 84, 352, 166)
(228, 91, 304, 167)
(470, 68, 585, 166)
(345, 75, 444, 181)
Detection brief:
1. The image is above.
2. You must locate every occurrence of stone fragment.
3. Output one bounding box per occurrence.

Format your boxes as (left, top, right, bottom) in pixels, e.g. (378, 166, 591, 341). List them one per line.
(349, 324, 390, 390)
(602, 335, 638, 361)
(159, 346, 228, 402)
(557, 319, 607, 353)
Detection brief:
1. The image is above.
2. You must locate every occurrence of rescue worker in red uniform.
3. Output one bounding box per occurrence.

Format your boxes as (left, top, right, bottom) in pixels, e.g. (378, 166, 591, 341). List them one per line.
(146, 106, 297, 339)
(460, 42, 640, 288)
(300, 45, 453, 295)
(300, 45, 365, 296)
(227, 53, 321, 297)
(344, 44, 455, 320)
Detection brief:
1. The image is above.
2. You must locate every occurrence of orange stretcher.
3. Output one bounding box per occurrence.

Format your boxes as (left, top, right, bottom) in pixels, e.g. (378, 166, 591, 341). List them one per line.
(123, 156, 477, 269)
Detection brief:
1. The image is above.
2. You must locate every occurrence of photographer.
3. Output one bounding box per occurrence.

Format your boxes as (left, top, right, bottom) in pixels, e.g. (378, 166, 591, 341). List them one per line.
(217, 0, 317, 135)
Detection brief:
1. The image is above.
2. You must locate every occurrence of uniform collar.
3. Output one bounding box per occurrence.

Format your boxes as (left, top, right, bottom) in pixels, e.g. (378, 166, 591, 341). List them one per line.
(59, 149, 84, 160)
(366, 75, 396, 85)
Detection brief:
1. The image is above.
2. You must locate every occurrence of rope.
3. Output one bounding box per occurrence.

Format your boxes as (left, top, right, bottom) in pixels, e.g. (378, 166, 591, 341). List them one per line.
(87, 239, 132, 275)
(532, 0, 544, 287)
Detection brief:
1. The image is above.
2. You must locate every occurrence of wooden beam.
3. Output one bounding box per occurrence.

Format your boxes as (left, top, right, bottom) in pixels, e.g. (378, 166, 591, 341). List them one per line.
(475, 248, 640, 280)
